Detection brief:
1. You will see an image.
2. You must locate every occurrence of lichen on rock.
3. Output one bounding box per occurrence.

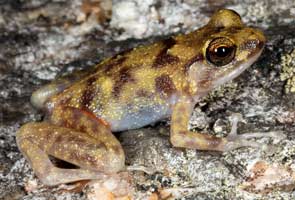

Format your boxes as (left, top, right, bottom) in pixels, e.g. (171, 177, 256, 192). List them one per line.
(280, 49, 295, 93)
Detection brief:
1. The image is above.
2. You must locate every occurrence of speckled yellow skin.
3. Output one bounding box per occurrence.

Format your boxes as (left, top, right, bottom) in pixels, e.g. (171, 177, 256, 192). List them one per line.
(16, 9, 266, 186)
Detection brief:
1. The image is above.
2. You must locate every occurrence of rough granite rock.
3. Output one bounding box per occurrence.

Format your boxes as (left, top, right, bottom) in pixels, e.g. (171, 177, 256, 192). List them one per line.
(0, 0, 295, 199)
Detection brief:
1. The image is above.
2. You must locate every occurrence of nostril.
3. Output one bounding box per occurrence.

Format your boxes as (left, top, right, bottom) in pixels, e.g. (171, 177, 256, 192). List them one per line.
(240, 39, 262, 51)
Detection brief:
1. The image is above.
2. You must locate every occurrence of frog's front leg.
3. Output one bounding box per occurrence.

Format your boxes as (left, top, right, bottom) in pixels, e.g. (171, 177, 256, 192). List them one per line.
(170, 96, 259, 151)
(16, 107, 125, 186)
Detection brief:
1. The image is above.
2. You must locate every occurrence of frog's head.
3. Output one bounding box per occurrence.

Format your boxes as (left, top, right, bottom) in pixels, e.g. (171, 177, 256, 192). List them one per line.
(189, 9, 266, 99)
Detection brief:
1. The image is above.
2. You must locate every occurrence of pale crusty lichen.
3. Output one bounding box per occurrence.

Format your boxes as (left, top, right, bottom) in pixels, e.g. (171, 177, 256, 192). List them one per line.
(280, 49, 295, 93)
(204, 82, 239, 102)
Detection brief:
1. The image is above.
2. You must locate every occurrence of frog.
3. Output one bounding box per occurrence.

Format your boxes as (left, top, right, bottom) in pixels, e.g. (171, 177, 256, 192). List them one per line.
(16, 9, 266, 186)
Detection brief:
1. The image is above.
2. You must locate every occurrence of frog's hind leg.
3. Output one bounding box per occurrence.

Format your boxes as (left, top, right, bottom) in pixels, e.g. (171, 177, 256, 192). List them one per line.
(16, 107, 125, 186)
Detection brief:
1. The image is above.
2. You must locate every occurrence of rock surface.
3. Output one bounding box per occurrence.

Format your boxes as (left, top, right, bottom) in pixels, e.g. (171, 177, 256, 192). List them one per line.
(0, 0, 295, 199)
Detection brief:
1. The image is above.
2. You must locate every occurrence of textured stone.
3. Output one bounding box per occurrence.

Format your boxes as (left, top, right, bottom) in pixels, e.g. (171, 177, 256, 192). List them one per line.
(1, 0, 295, 199)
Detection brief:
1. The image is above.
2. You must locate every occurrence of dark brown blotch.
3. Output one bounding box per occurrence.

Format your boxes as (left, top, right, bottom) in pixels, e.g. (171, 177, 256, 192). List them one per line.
(78, 125, 87, 133)
(102, 56, 127, 73)
(81, 88, 95, 107)
(152, 38, 180, 68)
(54, 135, 63, 144)
(155, 74, 176, 97)
(213, 26, 225, 32)
(113, 68, 135, 98)
(226, 27, 242, 34)
(136, 89, 153, 98)
(81, 76, 97, 108)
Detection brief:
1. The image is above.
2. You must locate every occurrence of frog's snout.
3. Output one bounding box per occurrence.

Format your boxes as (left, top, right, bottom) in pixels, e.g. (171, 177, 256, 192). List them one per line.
(241, 28, 266, 58)
(255, 29, 266, 48)
(251, 29, 266, 51)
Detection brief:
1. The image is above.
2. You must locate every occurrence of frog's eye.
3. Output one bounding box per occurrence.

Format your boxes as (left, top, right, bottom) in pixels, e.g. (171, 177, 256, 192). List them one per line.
(206, 37, 236, 66)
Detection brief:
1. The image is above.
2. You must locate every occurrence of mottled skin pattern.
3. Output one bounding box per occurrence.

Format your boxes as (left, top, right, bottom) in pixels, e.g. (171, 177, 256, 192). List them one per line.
(17, 9, 266, 186)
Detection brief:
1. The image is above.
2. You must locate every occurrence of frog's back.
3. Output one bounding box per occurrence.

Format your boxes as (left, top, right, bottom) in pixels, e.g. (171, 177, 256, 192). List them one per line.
(47, 37, 195, 131)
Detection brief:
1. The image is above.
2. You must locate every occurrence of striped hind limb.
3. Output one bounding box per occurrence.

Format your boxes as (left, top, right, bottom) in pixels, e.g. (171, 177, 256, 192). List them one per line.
(16, 108, 125, 185)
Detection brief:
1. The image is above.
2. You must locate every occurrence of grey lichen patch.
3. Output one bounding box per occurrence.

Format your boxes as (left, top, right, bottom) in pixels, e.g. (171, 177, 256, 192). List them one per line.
(190, 82, 239, 134)
(280, 49, 295, 93)
(271, 140, 295, 166)
(204, 82, 239, 102)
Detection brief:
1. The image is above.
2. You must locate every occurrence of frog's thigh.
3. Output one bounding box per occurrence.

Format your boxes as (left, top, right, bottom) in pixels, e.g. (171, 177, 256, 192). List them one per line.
(170, 98, 226, 151)
(16, 113, 125, 185)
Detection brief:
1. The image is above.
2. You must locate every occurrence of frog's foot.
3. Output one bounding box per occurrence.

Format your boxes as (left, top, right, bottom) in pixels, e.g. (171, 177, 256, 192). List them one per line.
(16, 107, 125, 186)
(86, 171, 133, 200)
(222, 113, 286, 151)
